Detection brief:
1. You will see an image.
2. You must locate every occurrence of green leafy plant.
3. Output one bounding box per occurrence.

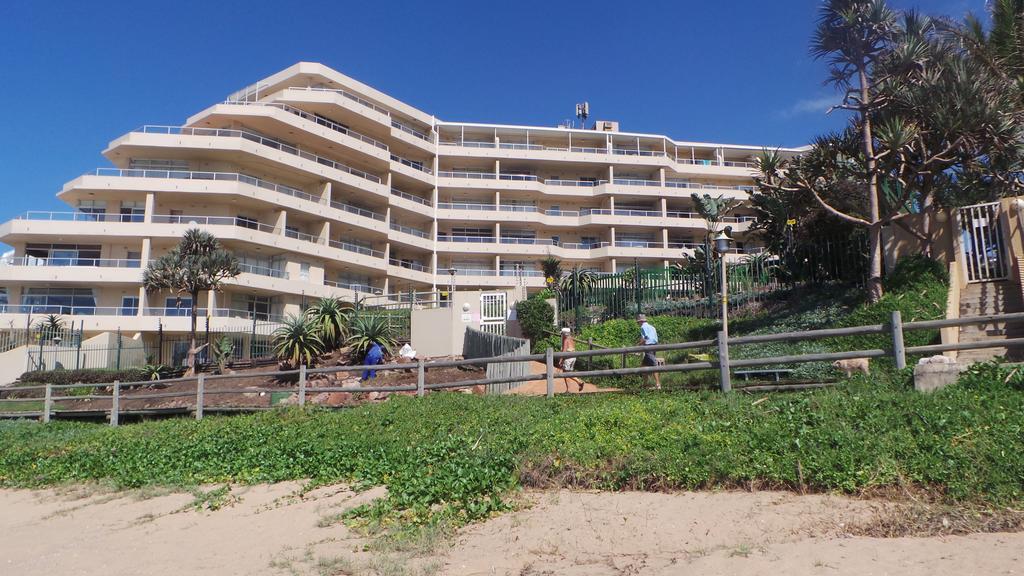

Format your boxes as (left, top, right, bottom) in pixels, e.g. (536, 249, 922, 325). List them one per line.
(18, 368, 153, 386)
(516, 295, 555, 351)
(211, 336, 235, 374)
(346, 314, 399, 357)
(273, 315, 325, 368)
(141, 364, 167, 381)
(540, 257, 562, 288)
(305, 297, 352, 350)
(34, 314, 65, 344)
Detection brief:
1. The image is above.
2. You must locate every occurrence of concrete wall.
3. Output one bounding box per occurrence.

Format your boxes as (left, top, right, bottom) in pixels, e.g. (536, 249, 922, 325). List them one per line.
(409, 289, 520, 358)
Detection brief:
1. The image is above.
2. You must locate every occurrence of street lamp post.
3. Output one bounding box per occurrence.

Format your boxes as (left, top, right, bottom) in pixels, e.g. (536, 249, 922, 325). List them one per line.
(714, 231, 733, 336)
(447, 268, 457, 307)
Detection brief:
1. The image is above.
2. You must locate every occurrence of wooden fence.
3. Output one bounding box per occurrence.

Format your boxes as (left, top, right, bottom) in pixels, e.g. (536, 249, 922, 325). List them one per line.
(462, 328, 531, 394)
(2, 311, 1023, 425)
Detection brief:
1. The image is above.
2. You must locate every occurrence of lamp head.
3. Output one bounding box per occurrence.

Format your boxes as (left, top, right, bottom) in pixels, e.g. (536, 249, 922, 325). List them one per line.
(714, 231, 733, 254)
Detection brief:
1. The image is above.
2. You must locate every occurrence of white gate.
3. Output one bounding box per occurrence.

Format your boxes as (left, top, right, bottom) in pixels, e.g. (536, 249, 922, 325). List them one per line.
(959, 202, 1009, 282)
(480, 292, 507, 335)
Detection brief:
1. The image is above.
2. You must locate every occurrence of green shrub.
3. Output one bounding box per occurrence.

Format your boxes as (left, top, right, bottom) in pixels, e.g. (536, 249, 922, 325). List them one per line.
(18, 368, 151, 386)
(347, 313, 399, 357)
(1, 372, 1022, 525)
(516, 295, 555, 351)
(272, 315, 325, 368)
(884, 254, 948, 292)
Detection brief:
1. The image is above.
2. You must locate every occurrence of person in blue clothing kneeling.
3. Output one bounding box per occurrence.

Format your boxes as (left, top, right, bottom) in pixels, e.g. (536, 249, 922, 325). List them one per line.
(361, 341, 384, 381)
(637, 314, 661, 390)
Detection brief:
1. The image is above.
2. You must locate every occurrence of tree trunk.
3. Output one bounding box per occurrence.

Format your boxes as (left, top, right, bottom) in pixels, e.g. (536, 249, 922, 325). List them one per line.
(186, 290, 199, 376)
(859, 66, 884, 302)
(921, 186, 935, 257)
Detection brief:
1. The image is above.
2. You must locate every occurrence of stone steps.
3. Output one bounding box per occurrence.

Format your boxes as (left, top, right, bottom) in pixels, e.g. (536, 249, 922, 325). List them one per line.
(957, 281, 1023, 363)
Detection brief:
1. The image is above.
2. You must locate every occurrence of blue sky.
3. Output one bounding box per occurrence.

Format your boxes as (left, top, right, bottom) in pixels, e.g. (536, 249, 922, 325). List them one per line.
(0, 0, 985, 220)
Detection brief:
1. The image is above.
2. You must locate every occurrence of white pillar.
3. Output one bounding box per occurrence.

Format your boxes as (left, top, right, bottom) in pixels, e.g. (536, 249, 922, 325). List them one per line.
(144, 192, 155, 223)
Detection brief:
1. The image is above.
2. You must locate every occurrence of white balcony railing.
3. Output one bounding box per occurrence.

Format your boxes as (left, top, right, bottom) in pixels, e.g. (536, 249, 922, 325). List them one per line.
(389, 223, 430, 239)
(390, 154, 433, 174)
(328, 240, 385, 259)
(390, 188, 433, 207)
(324, 280, 384, 295)
(134, 126, 383, 184)
(330, 201, 386, 221)
(437, 202, 497, 211)
(237, 262, 287, 279)
(612, 178, 660, 187)
(150, 214, 278, 234)
(221, 101, 389, 150)
(388, 258, 430, 273)
(0, 257, 141, 268)
(93, 167, 321, 204)
(437, 235, 496, 244)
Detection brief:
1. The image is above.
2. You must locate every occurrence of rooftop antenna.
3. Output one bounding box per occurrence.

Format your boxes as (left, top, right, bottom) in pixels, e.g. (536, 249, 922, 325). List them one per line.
(575, 102, 589, 129)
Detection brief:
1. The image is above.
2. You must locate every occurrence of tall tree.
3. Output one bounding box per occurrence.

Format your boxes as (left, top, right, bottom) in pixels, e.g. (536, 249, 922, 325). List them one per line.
(143, 229, 240, 375)
(810, 0, 898, 301)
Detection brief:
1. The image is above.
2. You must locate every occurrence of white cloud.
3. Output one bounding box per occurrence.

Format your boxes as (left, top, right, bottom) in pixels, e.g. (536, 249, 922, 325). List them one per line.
(777, 95, 838, 119)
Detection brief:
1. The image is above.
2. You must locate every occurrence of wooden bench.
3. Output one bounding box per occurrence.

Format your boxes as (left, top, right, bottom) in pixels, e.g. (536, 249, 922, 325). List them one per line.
(734, 369, 794, 382)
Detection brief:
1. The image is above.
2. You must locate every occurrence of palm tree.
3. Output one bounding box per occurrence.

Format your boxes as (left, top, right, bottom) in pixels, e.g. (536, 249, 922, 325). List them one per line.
(304, 297, 352, 350)
(273, 315, 325, 368)
(34, 314, 65, 344)
(143, 228, 240, 375)
(540, 257, 562, 289)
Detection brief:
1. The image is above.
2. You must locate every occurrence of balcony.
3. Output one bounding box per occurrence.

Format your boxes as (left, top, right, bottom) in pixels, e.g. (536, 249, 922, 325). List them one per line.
(389, 222, 430, 239)
(388, 258, 430, 273)
(237, 262, 287, 279)
(324, 280, 384, 295)
(0, 257, 140, 268)
(220, 101, 389, 151)
(328, 239, 385, 259)
(130, 126, 383, 185)
(390, 188, 433, 208)
(330, 200, 385, 222)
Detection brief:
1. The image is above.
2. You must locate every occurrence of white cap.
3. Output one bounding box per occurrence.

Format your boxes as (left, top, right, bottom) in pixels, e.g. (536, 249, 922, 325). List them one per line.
(561, 327, 571, 334)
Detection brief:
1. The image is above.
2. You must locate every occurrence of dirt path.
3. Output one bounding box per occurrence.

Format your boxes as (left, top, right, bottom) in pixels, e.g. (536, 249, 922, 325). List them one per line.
(0, 486, 1020, 576)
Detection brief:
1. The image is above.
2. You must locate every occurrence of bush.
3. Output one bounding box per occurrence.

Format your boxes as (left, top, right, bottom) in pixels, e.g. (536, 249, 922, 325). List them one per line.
(18, 368, 151, 386)
(516, 295, 555, 351)
(884, 254, 948, 292)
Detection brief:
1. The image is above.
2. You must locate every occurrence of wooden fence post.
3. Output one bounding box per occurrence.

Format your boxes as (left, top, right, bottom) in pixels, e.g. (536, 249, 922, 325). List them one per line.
(718, 331, 732, 393)
(891, 310, 906, 370)
(195, 373, 205, 420)
(416, 359, 425, 397)
(587, 337, 593, 371)
(298, 364, 307, 406)
(42, 383, 52, 424)
(545, 347, 554, 398)
(110, 381, 120, 427)
(621, 351, 627, 369)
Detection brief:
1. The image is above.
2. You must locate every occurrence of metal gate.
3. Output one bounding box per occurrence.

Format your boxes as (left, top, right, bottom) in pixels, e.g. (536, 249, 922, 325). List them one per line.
(480, 292, 508, 334)
(959, 202, 1009, 282)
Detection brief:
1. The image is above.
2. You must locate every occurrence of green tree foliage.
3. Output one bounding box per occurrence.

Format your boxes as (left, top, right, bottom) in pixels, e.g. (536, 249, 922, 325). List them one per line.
(346, 314, 399, 357)
(211, 335, 235, 374)
(143, 229, 240, 374)
(304, 297, 352, 351)
(272, 315, 325, 368)
(516, 294, 555, 351)
(755, 1, 1024, 302)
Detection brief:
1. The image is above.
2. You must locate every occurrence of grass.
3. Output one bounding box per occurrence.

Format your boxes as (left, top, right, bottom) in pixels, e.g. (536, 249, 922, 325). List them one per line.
(0, 399, 43, 412)
(1, 362, 1022, 533)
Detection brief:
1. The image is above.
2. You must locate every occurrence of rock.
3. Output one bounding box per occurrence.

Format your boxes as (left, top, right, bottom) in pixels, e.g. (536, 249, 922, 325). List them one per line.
(341, 377, 360, 387)
(918, 355, 955, 365)
(276, 393, 299, 406)
(311, 392, 331, 405)
(914, 362, 968, 393)
(367, 391, 380, 401)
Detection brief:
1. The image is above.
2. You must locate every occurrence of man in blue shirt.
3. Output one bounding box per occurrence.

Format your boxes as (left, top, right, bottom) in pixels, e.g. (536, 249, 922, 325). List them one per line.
(361, 341, 384, 381)
(637, 314, 661, 390)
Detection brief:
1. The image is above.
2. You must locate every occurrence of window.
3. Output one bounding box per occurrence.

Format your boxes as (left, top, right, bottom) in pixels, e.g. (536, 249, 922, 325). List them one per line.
(23, 288, 96, 314)
(285, 225, 300, 239)
(77, 200, 107, 220)
(299, 262, 310, 282)
(164, 297, 192, 317)
(24, 244, 101, 266)
(120, 296, 139, 316)
(580, 236, 600, 248)
(0, 288, 8, 310)
(119, 201, 145, 223)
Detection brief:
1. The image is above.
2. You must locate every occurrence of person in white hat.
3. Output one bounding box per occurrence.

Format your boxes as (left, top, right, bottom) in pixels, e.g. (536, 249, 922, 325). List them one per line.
(559, 326, 583, 392)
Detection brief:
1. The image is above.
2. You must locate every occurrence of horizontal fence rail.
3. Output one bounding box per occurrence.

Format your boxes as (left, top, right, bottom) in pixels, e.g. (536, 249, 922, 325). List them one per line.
(4, 312, 1023, 424)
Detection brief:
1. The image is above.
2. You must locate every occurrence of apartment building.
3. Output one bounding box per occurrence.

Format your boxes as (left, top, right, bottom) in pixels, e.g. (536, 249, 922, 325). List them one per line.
(0, 62, 801, 339)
